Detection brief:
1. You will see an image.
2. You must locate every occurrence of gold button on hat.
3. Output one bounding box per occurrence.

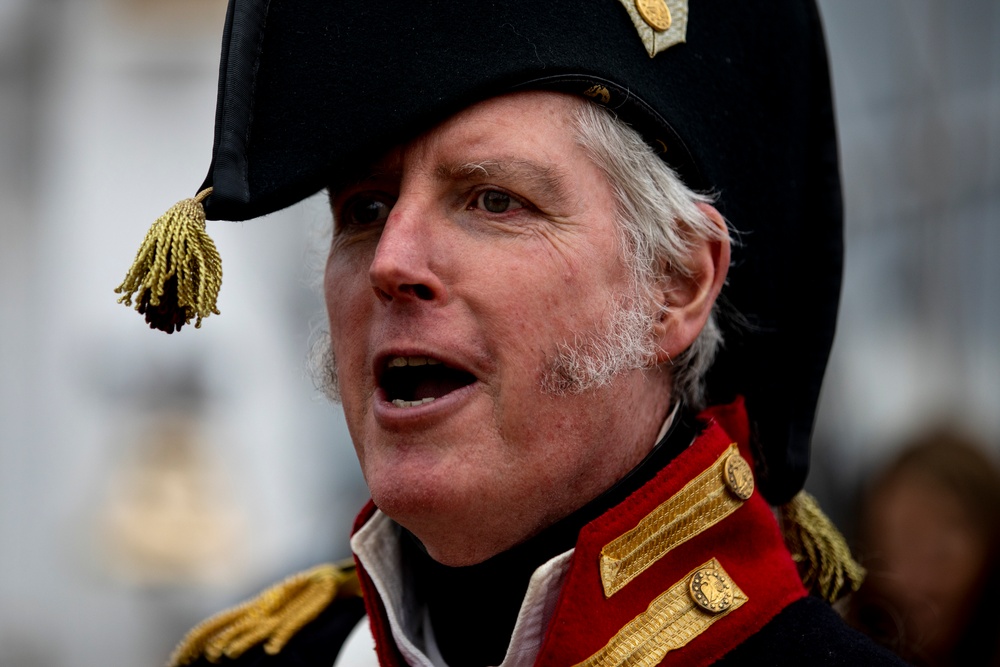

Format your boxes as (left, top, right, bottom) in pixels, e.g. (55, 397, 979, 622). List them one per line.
(689, 565, 735, 614)
(635, 0, 672, 31)
(724, 451, 755, 500)
(583, 85, 611, 104)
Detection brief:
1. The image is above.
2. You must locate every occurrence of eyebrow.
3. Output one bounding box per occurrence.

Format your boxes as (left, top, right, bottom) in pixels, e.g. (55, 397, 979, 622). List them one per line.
(436, 158, 572, 209)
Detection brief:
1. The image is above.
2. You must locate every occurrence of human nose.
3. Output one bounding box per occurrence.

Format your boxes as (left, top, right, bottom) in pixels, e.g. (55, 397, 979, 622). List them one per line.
(368, 204, 446, 304)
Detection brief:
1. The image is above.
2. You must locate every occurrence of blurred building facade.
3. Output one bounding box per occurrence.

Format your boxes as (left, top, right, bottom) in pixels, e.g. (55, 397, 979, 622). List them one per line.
(0, 0, 997, 664)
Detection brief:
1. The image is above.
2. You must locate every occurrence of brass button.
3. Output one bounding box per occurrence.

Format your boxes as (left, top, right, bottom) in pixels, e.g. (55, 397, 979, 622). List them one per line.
(689, 565, 734, 614)
(635, 0, 672, 31)
(724, 451, 754, 500)
(583, 85, 611, 104)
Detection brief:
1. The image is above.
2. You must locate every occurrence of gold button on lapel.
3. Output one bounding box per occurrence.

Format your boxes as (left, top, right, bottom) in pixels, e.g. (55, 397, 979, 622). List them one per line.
(576, 559, 747, 666)
(689, 565, 734, 614)
(635, 0, 672, 31)
(724, 451, 754, 500)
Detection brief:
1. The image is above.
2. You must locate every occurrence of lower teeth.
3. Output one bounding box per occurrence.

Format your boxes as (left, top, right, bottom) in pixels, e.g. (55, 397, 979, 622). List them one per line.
(391, 397, 436, 408)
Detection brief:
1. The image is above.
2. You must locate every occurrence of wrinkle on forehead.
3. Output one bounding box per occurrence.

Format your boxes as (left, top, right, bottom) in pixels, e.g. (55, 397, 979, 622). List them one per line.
(330, 92, 588, 196)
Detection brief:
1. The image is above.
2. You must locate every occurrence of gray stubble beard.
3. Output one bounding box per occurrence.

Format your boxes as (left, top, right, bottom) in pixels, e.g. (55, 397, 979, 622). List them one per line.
(539, 291, 658, 396)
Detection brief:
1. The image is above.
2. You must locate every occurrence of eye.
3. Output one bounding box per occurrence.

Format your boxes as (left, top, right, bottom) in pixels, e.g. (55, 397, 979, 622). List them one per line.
(475, 190, 524, 214)
(341, 194, 393, 227)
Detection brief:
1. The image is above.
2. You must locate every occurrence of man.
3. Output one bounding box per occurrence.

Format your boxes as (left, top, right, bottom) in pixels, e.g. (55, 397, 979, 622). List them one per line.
(325, 91, 729, 569)
(117, 1, 906, 664)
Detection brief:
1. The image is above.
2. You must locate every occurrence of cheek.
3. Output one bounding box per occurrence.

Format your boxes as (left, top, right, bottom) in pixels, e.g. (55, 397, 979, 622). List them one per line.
(478, 280, 604, 404)
(324, 256, 377, 394)
(325, 248, 370, 326)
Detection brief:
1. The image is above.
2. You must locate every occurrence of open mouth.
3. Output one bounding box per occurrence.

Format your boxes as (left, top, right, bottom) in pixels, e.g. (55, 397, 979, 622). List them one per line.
(379, 356, 477, 408)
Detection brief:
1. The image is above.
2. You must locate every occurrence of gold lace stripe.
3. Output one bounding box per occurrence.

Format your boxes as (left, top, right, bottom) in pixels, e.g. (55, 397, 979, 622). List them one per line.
(601, 444, 745, 597)
(574, 558, 747, 667)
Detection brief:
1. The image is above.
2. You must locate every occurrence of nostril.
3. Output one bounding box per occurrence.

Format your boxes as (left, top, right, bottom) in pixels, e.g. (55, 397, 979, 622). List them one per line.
(411, 284, 434, 300)
(371, 282, 437, 302)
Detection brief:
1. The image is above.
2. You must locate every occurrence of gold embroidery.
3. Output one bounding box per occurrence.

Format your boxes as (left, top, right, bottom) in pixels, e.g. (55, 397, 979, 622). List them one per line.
(600, 444, 751, 597)
(574, 558, 747, 667)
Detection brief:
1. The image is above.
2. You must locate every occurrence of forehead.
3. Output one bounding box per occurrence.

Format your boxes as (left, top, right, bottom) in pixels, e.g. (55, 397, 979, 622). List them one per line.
(424, 90, 583, 141)
(341, 91, 592, 184)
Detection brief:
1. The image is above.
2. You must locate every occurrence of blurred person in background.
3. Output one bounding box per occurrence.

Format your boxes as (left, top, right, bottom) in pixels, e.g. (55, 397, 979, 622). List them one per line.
(849, 429, 1000, 666)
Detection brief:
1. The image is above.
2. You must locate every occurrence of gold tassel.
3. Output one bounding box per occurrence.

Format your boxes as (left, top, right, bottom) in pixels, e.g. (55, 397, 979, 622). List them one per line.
(780, 491, 865, 604)
(115, 188, 221, 333)
(167, 562, 362, 666)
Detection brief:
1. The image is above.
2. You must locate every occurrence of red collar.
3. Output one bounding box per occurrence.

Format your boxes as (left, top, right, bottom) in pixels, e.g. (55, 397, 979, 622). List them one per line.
(353, 398, 806, 666)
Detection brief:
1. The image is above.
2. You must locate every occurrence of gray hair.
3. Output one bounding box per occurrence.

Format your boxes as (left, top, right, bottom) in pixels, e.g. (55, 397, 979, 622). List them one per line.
(571, 101, 730, 409)
(309, 329, 340, 403)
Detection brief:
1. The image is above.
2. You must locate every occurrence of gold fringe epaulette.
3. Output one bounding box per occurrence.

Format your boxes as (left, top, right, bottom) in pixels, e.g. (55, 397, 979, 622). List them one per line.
(780, 491, 865, 604)
(115, 187, 221, 333)
(168, 561, 362, 666)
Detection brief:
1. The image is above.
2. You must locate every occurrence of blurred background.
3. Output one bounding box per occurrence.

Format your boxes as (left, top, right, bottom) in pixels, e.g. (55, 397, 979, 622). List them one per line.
(0, 0, 997, 665)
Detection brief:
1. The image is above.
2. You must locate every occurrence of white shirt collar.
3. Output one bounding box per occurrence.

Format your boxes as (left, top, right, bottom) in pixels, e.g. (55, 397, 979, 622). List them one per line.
(350, 510, 573, 667)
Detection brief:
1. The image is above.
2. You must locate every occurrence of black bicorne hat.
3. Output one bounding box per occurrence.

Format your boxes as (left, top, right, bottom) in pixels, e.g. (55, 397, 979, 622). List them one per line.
(118, 0, 842, 505)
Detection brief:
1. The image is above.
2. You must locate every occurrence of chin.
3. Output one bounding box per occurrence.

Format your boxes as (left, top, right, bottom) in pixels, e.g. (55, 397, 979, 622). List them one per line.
(372, 476, 519, 567)
(363, 449, 491, 522)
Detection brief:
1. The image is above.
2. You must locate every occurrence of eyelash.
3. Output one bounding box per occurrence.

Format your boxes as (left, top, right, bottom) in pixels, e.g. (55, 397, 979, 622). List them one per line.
(335, 186, 532, 232)
(336, 192, 394, 230)
(467, 187, 529, 215)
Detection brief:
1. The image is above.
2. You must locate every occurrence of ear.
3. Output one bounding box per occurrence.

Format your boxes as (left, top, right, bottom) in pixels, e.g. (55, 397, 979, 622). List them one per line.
(651, 202, 730, 364)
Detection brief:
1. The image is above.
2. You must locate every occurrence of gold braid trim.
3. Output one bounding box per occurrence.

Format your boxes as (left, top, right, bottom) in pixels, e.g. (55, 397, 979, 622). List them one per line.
(573, 558, 747, 667)
(115, 188, 221, 333)
(780, 491, 865, 603)
(167, 561, 362, 666)
(599, 444, 749, 597)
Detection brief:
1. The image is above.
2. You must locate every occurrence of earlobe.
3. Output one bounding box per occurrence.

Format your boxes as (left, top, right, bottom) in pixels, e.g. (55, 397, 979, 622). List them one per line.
(652, 203, 731, 364)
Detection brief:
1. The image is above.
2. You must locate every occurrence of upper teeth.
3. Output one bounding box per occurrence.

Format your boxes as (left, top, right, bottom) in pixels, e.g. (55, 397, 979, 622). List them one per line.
(388, 356, 442, 368)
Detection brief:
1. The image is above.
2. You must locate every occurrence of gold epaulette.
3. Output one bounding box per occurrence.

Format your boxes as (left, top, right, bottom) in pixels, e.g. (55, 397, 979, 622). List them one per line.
(780, 491, 866, 604)
(168, 561, 362, 666)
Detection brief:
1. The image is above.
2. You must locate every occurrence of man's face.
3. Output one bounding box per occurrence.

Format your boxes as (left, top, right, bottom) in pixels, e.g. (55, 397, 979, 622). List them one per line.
(325, 92, 669, 564)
